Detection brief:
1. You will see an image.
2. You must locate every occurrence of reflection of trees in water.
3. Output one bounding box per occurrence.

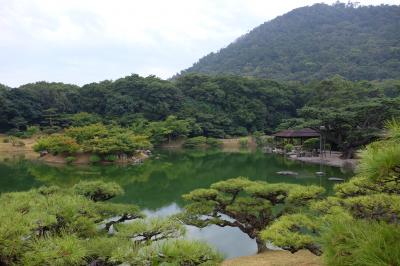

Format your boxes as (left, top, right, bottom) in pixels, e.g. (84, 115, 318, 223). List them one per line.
(0, 150, 350, 209)
(0, 159, 42, 192)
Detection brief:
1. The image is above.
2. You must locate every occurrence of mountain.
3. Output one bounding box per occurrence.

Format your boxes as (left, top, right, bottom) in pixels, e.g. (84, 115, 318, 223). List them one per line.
(180, 3, 400, 81)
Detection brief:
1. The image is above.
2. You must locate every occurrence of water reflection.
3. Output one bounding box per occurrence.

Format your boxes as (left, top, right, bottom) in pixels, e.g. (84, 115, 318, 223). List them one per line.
(144, 202, 256, 258)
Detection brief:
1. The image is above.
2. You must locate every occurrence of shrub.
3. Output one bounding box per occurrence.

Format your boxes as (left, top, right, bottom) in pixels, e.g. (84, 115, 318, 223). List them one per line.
(73, 181, 124, 201)
(321, 220, 400, 266)
(65, 156, 76, 164)
(89, 154, 101, 164)
(83, 133, 152, 155)
(239, 137, 249, 148)
(253, 132, 274, 147)
(66, 124, 152, 155)
(22, 126, 40, 138)
(302, 138, 319, 151)
(284, 143, 294, 152)
(19, 126, 40, 139)
(10, 130, 24, 138)
(65, 123, 109, 144)
(6, 137, 25, 147)
(41, 126, 62, 135)
(33, 135, 80, 155)
(21, 235, 88, 266)
(7, 136, 16, 146)
(104, 154, 118, 162)
(184, 136, 207, 148)
(206, 137, 223, 148)
(128, 239, 223, 265)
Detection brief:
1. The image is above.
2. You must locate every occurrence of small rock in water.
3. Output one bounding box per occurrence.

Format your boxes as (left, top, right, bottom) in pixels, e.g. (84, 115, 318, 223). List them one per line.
(277, 171, 298, 176)
(315, 171, 325, 176)
(328, 177, 345, 181)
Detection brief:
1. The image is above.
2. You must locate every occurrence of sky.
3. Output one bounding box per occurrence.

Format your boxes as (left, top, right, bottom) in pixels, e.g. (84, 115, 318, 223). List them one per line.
(1, 0, 399, 87)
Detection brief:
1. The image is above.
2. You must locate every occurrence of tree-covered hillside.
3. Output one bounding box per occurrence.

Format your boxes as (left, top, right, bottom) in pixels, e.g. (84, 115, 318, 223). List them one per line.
(180, 3, 400, 81)
(1, 74, 399, 156)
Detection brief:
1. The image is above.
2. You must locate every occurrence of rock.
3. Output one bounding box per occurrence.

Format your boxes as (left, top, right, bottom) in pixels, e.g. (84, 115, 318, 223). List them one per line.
(328, 177, 345, 181)
(277, 171, 298, 176)
(39, 150, 48, 157)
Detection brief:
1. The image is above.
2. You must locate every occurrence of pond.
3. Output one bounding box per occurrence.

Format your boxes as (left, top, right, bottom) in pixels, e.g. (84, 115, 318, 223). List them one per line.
(0, 149, 352, 258)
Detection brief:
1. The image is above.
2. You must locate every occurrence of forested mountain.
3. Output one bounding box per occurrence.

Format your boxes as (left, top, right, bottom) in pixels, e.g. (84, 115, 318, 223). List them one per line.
(180, 3, 400, 81)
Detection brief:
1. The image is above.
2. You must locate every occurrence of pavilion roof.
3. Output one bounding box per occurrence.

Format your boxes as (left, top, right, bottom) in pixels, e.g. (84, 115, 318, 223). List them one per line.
(272, 128, 319, 138)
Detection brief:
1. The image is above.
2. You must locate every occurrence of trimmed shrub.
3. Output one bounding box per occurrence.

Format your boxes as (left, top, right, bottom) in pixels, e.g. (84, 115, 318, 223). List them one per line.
(302, 138, 319, 151)
(253, 132, 274, 147)
(284, 143, 294, 152)
(65, 156, 76, 164)
(104, 154, 118, 162)
(33, 135, 80, 155)
(41, 126, 62, 135)
(89, 154, 101, 164)
(206, 137, 223, 148)
(21, 126, 40, 138)
(239, 137, 249, 148)
(184, 136, 207, 148)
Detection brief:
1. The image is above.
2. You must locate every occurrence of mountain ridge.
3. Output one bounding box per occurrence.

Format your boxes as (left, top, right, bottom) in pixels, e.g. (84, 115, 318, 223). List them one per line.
(179, 3, 400, 81)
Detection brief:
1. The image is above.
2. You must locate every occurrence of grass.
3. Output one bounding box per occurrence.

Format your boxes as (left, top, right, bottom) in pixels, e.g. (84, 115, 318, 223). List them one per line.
(223, 250, 322, 266)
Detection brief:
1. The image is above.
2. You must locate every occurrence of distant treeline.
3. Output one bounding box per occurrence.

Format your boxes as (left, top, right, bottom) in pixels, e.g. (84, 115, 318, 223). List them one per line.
(1, 74, 399, 155)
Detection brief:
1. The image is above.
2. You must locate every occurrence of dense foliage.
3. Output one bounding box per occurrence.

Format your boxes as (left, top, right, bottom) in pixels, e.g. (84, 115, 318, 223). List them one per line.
(181, 3, 400, 81)
(0, 181, 222, 265)
(0, 75, 295, 136)
(284, 76, 400, 157)
(1, 74, 399, 156)
(33, 123, 152, 158)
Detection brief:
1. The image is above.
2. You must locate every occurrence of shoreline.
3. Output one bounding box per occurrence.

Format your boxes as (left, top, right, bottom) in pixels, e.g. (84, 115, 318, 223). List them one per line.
(288, 152, 358, 170)
(1, 135, 357, 170)
(0, 134, 150, 165)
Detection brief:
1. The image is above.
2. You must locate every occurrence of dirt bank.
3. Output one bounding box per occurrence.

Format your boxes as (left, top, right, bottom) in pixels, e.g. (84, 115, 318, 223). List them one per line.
(0, 134, 38, 160)
(222, 250, 322, 266)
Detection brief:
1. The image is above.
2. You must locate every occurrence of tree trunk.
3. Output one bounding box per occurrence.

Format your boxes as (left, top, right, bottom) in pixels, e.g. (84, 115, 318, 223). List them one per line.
(256, 238, 268, 253)
(305, 244, 323, 256)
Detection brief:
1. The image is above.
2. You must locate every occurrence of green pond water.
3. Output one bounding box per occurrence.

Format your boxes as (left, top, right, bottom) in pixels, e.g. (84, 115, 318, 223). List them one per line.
(0, 149, 352, 258)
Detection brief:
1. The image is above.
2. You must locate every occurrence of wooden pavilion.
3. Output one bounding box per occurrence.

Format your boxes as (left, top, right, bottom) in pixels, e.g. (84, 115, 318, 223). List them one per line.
(272, 128, 319, 145)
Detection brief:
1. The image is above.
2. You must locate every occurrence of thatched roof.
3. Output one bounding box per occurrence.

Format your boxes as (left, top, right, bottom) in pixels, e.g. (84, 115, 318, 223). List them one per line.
(273, 128, 319, 138)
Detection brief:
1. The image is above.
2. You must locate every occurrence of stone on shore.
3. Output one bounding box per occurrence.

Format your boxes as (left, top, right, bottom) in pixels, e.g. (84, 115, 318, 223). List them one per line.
(277, 171, 298, 176)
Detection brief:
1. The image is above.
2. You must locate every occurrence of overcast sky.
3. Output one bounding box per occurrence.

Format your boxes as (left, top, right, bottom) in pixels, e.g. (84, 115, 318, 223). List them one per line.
(1, 0, 399, 87)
